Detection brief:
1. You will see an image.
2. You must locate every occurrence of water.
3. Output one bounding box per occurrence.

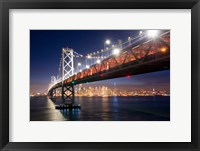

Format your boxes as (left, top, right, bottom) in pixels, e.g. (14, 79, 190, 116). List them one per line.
(30, 96, 170, 121)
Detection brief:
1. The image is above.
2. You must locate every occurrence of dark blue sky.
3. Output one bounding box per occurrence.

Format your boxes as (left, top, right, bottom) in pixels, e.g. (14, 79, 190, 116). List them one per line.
(30, 30, 170, 93)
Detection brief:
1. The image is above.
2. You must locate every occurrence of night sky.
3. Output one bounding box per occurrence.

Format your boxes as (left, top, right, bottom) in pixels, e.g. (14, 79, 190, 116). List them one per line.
(30, 30, 170, 93)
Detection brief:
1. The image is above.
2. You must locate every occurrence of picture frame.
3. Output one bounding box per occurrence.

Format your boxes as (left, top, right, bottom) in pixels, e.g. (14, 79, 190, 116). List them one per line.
(0, 0, 199, 150)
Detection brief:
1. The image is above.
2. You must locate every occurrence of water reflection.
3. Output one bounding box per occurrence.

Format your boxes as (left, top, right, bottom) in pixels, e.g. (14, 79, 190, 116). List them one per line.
(60, 109, 80, 121)
(30, 96, 65, 121)
(30, 96, 170, 121)
(113, 96, 119, 113)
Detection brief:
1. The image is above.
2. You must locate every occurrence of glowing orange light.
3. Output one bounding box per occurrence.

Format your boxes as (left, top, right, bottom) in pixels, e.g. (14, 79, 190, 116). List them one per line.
(161, 47, 167, 52)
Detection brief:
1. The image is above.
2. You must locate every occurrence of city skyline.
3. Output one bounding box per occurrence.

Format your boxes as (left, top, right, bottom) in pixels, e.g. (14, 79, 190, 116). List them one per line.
(30, 30, 170, 93)
(31, 85, 169, 97)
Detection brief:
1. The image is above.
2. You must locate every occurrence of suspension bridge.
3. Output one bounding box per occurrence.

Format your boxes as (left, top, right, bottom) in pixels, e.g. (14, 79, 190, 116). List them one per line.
(47, 30, 170, 108)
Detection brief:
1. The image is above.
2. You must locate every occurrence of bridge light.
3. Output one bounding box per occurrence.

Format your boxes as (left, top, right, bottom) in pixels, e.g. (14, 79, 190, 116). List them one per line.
(100, 74, 104, 77)
(97, 59, 101, 64)
(87, 55, 91, 59)
(147, 30, 159, 38)
(139, 31, 143, 35)
(86, 65, 90, 69)
(105, 39, 111, 45)
(80, 70, 82, 72)
(126, 75, 131, 78)
(78, 62, 81, 66)
(113, 48, 120, 55)
(161, 47, 167, 52)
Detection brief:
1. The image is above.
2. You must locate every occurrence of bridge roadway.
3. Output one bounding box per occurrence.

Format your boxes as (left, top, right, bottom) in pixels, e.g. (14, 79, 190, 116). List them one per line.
(48, 31, 170, 93)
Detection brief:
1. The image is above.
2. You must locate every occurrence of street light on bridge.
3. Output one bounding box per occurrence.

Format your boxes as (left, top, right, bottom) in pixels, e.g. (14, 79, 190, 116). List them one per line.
(105, 39, 111, 45)
(86, 65, 90, 69)
(139, 31, 143, 35)
(97, 59, 101, 64)
(87, 55, 91, 59)
(104, 40, 111, 50)
(147, 30, 159, 38)
(161, 47, 167, 52)
(113, 48, 120, 55)
(104, 39, 111, 58)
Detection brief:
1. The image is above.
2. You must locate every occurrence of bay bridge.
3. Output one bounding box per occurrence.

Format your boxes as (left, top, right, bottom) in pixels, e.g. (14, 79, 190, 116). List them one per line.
(47, 30, 170, 107)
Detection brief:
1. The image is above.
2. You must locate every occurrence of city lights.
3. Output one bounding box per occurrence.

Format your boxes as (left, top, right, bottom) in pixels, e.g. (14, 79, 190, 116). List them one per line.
(78, 62, 81, 66)
(147, 30, 159, 37)
(75, 86, 169, 97)
(86, 65, 90, 69)
(113, 48, 120, 55)
(87, 55, 91, 59)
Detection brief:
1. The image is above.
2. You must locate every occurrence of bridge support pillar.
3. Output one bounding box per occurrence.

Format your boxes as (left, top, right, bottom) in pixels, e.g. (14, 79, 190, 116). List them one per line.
(62, 85, 74, 105)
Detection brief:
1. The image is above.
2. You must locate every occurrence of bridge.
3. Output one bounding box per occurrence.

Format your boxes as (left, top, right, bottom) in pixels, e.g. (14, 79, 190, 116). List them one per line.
(47, 30, 170, 105)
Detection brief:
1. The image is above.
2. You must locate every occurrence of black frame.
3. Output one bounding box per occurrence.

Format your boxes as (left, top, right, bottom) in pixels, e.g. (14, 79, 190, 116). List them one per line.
(0, 0, 199, 151)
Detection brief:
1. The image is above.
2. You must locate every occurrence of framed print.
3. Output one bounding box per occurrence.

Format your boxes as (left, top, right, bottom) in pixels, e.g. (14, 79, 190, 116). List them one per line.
(0, 0, 200, 151)
(30, 29, 170, 122)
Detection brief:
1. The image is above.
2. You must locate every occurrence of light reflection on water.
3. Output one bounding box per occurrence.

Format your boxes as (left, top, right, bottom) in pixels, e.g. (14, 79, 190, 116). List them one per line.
(30, 96, 65, 121)
(30, 96, 170, 121)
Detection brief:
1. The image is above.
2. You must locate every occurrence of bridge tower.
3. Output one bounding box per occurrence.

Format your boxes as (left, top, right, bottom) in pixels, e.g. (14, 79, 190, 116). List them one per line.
(61, 48, 74, 105)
